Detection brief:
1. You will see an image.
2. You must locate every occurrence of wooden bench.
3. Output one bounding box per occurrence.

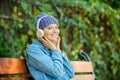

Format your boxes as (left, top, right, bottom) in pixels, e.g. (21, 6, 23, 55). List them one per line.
(0, 58, 95, 80)
(71, 61, 95, 80)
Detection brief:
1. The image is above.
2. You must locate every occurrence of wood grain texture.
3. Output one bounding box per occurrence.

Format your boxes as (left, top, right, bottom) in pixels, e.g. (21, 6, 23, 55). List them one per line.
(0, 58, 28, 74)
(71, 61, 95, 80)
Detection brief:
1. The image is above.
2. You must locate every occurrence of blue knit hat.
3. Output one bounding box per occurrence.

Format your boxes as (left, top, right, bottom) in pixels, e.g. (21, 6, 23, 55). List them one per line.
(34, 13, 59, 30)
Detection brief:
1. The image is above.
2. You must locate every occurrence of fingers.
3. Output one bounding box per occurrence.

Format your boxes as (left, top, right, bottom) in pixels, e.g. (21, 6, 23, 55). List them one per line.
(42, 36, 56, 50)
(57, 36, 60, 42)
(43, 36, 51, 43)
(39, 36, 52, 47)
(38, 36, 46, 43)
(56, 36, 60, 45)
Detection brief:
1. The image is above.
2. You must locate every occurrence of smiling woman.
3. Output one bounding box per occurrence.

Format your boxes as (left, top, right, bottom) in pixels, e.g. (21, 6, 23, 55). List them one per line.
(44, 24, 60, 43)
(25, 13, 75, 80)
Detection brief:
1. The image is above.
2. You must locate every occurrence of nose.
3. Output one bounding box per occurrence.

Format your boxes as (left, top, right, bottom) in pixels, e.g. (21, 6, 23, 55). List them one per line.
(52, 27, 58, 32)
(53, 28, 57, 33)
(53, 28, 59, 34)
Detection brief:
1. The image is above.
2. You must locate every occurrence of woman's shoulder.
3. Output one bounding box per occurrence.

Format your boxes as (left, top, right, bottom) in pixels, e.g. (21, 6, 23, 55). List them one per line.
(26, 44, 39, 53)
(26, 39, 44, 51)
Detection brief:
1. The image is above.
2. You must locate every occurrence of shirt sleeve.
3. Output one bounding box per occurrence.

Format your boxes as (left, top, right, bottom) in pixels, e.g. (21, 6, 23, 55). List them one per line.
(26, 44, 64, 78)
(61, 51, 75, 79)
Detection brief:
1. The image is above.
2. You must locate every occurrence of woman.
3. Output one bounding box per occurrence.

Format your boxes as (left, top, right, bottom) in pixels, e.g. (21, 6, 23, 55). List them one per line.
(26, 13, 74, 80)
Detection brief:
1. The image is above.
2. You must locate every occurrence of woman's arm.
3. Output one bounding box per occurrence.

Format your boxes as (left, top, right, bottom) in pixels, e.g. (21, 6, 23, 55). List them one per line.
(61, 51, 75, 79)
(26, 44, 64, 78)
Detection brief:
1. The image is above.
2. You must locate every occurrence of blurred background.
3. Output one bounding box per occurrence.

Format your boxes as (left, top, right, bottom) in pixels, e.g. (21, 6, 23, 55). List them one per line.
(0, 0, 120, 80)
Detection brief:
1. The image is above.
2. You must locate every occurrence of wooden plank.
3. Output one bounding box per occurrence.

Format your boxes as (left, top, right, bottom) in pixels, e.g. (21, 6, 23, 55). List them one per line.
(0, 58, 95, 80)
(71, 61, 93, 73)
(71, 74, 95, 80)
(0, 58, 29, 74)
(0, 77, 30, 80)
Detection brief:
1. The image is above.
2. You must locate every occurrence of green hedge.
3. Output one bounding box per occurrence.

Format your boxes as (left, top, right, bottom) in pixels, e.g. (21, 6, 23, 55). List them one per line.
(0, 0, 120, 80)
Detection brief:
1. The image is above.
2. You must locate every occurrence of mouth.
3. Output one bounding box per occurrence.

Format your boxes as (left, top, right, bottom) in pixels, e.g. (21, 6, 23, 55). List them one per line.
(51, 34, 58, 37)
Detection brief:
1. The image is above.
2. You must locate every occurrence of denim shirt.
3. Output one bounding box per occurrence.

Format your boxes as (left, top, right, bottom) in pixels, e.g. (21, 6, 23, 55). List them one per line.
(26, 39, 75, 80)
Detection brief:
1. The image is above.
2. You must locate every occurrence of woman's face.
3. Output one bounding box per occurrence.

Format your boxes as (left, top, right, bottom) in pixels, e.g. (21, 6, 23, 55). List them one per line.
(43, 24, 60, 42)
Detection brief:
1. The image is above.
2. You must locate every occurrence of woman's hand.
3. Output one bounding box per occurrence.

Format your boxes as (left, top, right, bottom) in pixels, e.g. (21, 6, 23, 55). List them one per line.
(38, 36, 56, 50)
(56, 36, 61, 52)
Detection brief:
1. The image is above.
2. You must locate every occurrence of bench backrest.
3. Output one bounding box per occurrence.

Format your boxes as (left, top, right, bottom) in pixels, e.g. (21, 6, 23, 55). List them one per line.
(0, 58, 95, 80)
(0, 58, 32, 80)
(71, 61, 95, 80)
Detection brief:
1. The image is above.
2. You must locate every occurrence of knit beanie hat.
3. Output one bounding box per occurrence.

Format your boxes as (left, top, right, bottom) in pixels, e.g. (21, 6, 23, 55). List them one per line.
(34, 13, 59, 30)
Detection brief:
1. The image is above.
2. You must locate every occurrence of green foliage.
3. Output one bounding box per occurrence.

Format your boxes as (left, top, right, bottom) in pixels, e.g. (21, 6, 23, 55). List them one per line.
(0, 0, 120, 80)
(100, 0, 120, 9)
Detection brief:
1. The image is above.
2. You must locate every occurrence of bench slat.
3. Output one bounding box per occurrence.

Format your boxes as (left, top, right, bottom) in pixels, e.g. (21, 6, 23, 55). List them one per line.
(71, 61, 93, 73)
(0, 77, 32, 80)
(71, 74, 95, 80)
(0, 58, 29, 74)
